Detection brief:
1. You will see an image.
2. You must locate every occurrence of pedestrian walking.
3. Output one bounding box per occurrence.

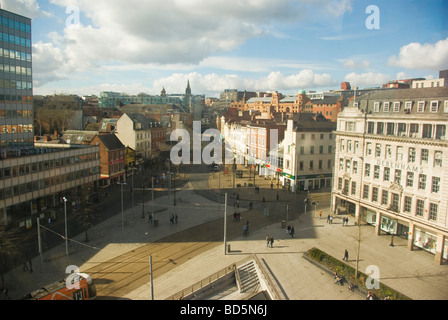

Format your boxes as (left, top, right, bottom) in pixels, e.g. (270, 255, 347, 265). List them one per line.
(319, 211, 322, 219)
(327, 214, 330, 223)
(3, 285, 8, 300)
(243, 225, 248, 236)
(343, 249, 349, 261)
(270, 237, 274, 248)
(266, 235, 270, 247)
(28, 259, 33, 273)
(329, 216, 333, 224)
(290, 226, 295, 238)
(174, 213, 178, 224)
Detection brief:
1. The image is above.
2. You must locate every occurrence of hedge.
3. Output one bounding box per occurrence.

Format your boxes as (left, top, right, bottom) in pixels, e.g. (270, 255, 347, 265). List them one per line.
(304, 247, 411, 300)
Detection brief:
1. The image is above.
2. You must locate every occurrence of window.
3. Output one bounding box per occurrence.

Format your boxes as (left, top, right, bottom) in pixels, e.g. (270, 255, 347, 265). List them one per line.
(319, 146, 323, 154)
(444, 101, 448, 113)
(340, 139, 345, 151)
(365, 163, 371, 177)
(386, 145, 392, 159)
(393, 101, 400, 112)
(383, 167, 390, 181)
(416, 199, 424, 217)
(373, 102, 380, 112)
(391, 193, 399, 212)
(372, 187, 379, 202)
(374, 165, 380, 179)
(386, 123, 395, 135)
(435, 124, 446, 140)
(429, 203, 438, 221)
(310, 146, 314, 154)
(345, 160, 351, 172)
(406, 172, 414, 187)
(430, 101, 439, 113)
(319, 160, 323, 169)
(300, 146, 305, 155)
(409, 123, 419, 137)
(405, 101, 412, 112)
(408, 147, 416, 163)
(431, 177, 440, 193)
(394, 169, 402, 184)
(367, 122, 374, 134)
(422, 124, 432, 138)
(375, 143, 381, 157)
(398, 123, 406, 136)
(383, 102, 390, 112)
(351, 181, 356, 195)
(328, 146, 332, 154)
(299, 161, 304, 170)
(376, 122, 384, 135)
(434, 151, 443, 167)
(404, 196, 412, 213)
(366, 143, 372, 156)
(309, 160, 313, 169)
(338, 177, 343, 190)
(397, 146, 403, 161)
(346, 121, 355, 131)
(353, 161, 358, 174)
(339, 158, 344, 170)
(381, 190, 389, 206)
(328, 159, 332, 169)
(421, 149, 429, 164)
(418, 174, 427, 190)
(417, 101, 425, 113)
(347, 140, 352, 152)
(363, 184, 370, 200)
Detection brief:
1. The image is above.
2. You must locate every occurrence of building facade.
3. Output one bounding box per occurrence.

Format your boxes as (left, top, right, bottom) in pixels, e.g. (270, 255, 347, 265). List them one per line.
(332, 87, 448, 264)
(0, 9, 101, 228)
(282, 114, 336, 192)
(0, 9, 33, 154)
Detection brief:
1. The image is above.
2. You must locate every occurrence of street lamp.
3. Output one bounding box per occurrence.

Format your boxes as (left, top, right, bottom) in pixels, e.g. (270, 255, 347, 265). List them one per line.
(117, 181, 127, 238)
(63, 197, 68, 256)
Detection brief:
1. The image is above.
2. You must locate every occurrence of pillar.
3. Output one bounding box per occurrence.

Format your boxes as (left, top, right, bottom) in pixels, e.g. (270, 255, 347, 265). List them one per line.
(434, 234, 445, 265)
(374, 210, 381, 236)
(407, 221, 415, 251)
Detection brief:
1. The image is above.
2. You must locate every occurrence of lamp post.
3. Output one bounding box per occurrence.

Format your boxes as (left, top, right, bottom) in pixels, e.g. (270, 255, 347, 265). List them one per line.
(117, 181, 127, 239)
(63, 197, 68, 256)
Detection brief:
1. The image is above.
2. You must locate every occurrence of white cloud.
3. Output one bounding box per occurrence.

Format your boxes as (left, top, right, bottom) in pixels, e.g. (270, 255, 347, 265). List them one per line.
(1, 0, 51, 18)
(342, 59, 371, 69)
(344, 72, 390, 88)
(388, 37, 448, 70)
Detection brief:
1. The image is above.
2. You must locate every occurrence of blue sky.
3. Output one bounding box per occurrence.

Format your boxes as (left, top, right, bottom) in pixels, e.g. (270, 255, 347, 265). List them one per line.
(3, 0, 448, 97)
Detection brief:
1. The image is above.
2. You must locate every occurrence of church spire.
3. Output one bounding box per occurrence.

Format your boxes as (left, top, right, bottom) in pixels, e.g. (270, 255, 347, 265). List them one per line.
(185, 79, 191, 96)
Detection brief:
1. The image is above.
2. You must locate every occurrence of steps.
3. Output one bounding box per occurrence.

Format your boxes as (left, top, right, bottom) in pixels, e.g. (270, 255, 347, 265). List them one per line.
(237, 260, 260, 293)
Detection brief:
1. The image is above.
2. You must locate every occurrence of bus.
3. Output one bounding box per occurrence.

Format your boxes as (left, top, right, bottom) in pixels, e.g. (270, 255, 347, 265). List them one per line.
(23, 273, 96, 300)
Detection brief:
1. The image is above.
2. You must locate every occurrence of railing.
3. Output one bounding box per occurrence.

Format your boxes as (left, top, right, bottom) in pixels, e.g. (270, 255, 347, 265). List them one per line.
(252, 254, 286, 300)
(165, 262, 238, 300)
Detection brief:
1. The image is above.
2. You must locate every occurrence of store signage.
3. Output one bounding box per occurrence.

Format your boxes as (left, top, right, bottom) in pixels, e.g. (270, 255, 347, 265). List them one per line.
(375, 160, 423, 174)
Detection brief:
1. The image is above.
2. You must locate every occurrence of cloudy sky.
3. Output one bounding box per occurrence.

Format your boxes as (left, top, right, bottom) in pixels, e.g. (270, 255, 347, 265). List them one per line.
(4, 0, 448, 97)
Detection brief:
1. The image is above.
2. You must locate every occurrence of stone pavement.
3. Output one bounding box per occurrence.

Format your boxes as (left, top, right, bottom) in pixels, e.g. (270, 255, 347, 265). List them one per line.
(4, 164, 448, 300)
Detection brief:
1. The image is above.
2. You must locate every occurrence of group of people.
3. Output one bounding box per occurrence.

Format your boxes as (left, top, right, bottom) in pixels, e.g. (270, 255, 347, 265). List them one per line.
(286, 225, 295, 238)
(169, 213, 178, 224)
(266, 235, 275, 247)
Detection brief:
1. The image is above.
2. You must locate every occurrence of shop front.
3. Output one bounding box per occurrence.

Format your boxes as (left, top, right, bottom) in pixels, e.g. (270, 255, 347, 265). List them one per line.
(413, 228, 438, 254)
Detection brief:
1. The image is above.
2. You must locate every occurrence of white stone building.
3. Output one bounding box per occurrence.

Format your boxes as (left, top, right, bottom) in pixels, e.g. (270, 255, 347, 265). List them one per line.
(332, 87, 448, 264)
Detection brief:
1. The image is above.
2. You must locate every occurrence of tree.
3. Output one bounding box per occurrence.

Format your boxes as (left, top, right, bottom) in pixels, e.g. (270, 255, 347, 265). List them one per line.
(76, 203, 97, 243)
(0, 221, 22, 288)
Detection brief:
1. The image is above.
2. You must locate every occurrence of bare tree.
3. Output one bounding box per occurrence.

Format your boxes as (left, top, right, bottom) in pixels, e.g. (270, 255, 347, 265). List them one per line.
(0, 221, 22, 288)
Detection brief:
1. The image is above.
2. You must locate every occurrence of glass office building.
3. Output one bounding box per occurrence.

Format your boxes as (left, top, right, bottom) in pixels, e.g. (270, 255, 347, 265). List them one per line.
(0, 9, 33, 155)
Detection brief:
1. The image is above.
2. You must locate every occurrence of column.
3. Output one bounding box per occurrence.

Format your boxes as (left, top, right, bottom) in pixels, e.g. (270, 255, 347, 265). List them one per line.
(374, 210, 381, 235)
(434, 234, 445, 265)
(407, 221, 415, 251)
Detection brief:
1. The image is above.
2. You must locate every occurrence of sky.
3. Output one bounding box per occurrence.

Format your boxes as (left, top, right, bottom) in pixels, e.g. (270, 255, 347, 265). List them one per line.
(3, 0, 448, 98)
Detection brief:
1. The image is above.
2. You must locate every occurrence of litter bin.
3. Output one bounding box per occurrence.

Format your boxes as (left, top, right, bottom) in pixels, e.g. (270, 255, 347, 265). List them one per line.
(154, 218, 159, 227)
(281, 220, 286, 229)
